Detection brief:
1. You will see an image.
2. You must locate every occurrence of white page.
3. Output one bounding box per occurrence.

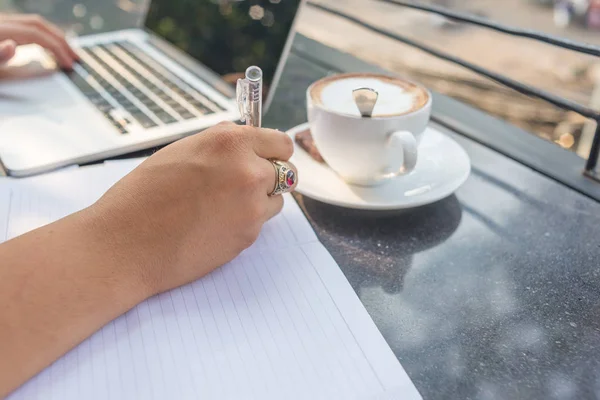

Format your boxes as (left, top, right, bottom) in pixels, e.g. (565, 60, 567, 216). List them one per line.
(3, 164, 421, 400)
(0, 181, 10, 241)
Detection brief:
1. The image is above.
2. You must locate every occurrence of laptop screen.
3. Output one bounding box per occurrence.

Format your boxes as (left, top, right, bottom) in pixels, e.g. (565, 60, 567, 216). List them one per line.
(144, 0, 302, 99)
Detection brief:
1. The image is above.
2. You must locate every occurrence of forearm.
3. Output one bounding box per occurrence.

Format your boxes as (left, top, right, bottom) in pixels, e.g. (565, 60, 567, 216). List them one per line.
(0, 207, 149, 397)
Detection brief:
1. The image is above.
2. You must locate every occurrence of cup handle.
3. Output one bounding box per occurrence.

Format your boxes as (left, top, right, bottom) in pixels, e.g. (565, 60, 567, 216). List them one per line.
(387, 130, 418, 176)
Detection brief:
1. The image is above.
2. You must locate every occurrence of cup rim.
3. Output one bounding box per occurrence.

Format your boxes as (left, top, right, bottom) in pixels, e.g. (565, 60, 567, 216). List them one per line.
(307, 72, 432, 120)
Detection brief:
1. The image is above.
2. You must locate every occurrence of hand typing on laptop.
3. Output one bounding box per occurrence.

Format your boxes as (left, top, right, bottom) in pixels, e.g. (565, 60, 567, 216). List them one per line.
(0, 13, 78, 68)
(0, 122, 298, 397)
(0, 0, 304, 176)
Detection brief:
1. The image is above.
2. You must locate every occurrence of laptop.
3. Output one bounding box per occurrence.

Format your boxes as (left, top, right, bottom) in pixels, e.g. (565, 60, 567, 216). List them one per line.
(0, 0, 305, 177)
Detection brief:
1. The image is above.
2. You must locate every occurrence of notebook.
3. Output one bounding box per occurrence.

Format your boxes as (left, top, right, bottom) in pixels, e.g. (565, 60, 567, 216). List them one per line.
(0, 160, 422, 400)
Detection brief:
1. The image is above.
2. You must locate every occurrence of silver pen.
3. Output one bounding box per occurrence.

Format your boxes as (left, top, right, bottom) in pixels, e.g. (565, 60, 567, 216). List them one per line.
(236, 66, 263, 128)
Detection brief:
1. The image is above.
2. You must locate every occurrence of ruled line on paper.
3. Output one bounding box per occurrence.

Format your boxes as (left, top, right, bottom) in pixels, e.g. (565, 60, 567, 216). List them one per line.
(1, 189, 12, 242)
(283, 248, 377, 396)
(301, 243, 387, 390)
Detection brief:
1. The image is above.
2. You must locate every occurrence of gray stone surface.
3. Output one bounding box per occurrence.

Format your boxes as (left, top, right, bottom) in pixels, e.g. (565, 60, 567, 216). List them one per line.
(267, 49, 600, 400)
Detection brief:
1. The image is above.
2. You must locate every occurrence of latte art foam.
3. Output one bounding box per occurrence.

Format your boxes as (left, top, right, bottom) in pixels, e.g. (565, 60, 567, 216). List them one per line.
(311, 73, 428, 117)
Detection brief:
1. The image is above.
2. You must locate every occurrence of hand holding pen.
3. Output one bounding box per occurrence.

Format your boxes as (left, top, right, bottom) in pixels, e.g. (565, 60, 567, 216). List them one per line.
(237, 66, 297, 196)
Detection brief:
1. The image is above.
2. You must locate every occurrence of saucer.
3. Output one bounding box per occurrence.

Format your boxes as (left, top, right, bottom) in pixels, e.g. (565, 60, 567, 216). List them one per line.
(287, 122, 470, 210)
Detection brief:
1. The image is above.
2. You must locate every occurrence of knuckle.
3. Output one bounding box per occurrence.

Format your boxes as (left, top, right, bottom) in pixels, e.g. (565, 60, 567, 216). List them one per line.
(230, 125, 255, 140)
(252, 165, 270, 185)
(245, 201, 266, 222)
(240, 166, 266, 193)
(216, 120, 235, 128)
(239, 227, 260, 249)
(27, 14, 45, 26)
(237, 124, 259, 137)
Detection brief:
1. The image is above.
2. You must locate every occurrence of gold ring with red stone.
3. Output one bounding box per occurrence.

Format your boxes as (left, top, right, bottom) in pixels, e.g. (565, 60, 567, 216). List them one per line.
(269, 160, 296, 196)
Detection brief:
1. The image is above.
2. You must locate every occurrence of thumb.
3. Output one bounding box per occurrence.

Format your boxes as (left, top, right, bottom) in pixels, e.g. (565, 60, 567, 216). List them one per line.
(0, 40, 16, 65)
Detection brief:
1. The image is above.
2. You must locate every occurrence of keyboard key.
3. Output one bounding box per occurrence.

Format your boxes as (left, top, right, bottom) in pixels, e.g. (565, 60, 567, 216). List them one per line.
(190, 101, 211, 114)
(173, 105, 188, 114)
(98, 103, 113, 113)
(86, 93, 102, 104)
(180, 111, 196, 120)
(154, 111, 177, 124)
(162, 97, 178, 106)
(113, 93, 127, 102)
(140, 97, 155, 107)
(123, 102, 139, 111)
(131, 112, 158, 129)
(142, 102, 158, 111)
(121, 102, 135, 112)
(148, 104, 163, 113)
(67, 72, 96, 96)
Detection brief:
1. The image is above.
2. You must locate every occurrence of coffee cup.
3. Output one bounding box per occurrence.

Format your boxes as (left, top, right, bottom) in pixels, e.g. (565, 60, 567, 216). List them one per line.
(306, 72, 432, 186)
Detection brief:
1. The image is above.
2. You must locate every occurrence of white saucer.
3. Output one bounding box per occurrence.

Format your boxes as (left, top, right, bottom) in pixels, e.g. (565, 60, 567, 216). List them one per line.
(288, 122, 471, 210)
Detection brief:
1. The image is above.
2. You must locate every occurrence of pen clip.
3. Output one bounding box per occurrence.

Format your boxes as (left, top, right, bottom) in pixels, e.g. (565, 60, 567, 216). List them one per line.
(236, 78, 249, 123)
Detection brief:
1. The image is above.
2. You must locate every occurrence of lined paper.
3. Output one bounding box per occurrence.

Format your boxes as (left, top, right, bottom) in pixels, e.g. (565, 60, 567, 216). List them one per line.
(2, 160, 421, 400)
(0, 182, 9, 241)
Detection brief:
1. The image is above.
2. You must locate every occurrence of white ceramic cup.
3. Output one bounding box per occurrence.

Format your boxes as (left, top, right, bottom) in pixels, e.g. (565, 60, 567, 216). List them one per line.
(306, 73, 432, 186)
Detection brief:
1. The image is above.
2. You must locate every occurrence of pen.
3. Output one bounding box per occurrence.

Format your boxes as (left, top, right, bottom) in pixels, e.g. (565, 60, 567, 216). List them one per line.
(236, 66, 263, 128)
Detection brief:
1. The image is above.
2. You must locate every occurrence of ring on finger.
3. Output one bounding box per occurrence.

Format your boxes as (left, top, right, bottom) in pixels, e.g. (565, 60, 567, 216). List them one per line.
(269, 160, 296, 196)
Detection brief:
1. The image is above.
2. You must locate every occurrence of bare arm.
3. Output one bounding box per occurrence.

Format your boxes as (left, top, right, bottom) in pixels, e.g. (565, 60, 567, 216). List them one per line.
(0, 208, 148, 397)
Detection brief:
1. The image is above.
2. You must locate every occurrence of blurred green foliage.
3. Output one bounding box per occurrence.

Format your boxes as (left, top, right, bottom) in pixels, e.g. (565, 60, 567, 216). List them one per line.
(145, 0, 301, 88)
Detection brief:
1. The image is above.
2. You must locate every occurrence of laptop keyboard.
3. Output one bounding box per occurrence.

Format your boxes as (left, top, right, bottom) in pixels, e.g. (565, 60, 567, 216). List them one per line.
(67, 41, 225, 134)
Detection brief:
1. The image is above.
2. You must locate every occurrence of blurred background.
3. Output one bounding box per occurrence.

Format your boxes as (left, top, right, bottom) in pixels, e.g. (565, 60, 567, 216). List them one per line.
(1, 0, 600, 158)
